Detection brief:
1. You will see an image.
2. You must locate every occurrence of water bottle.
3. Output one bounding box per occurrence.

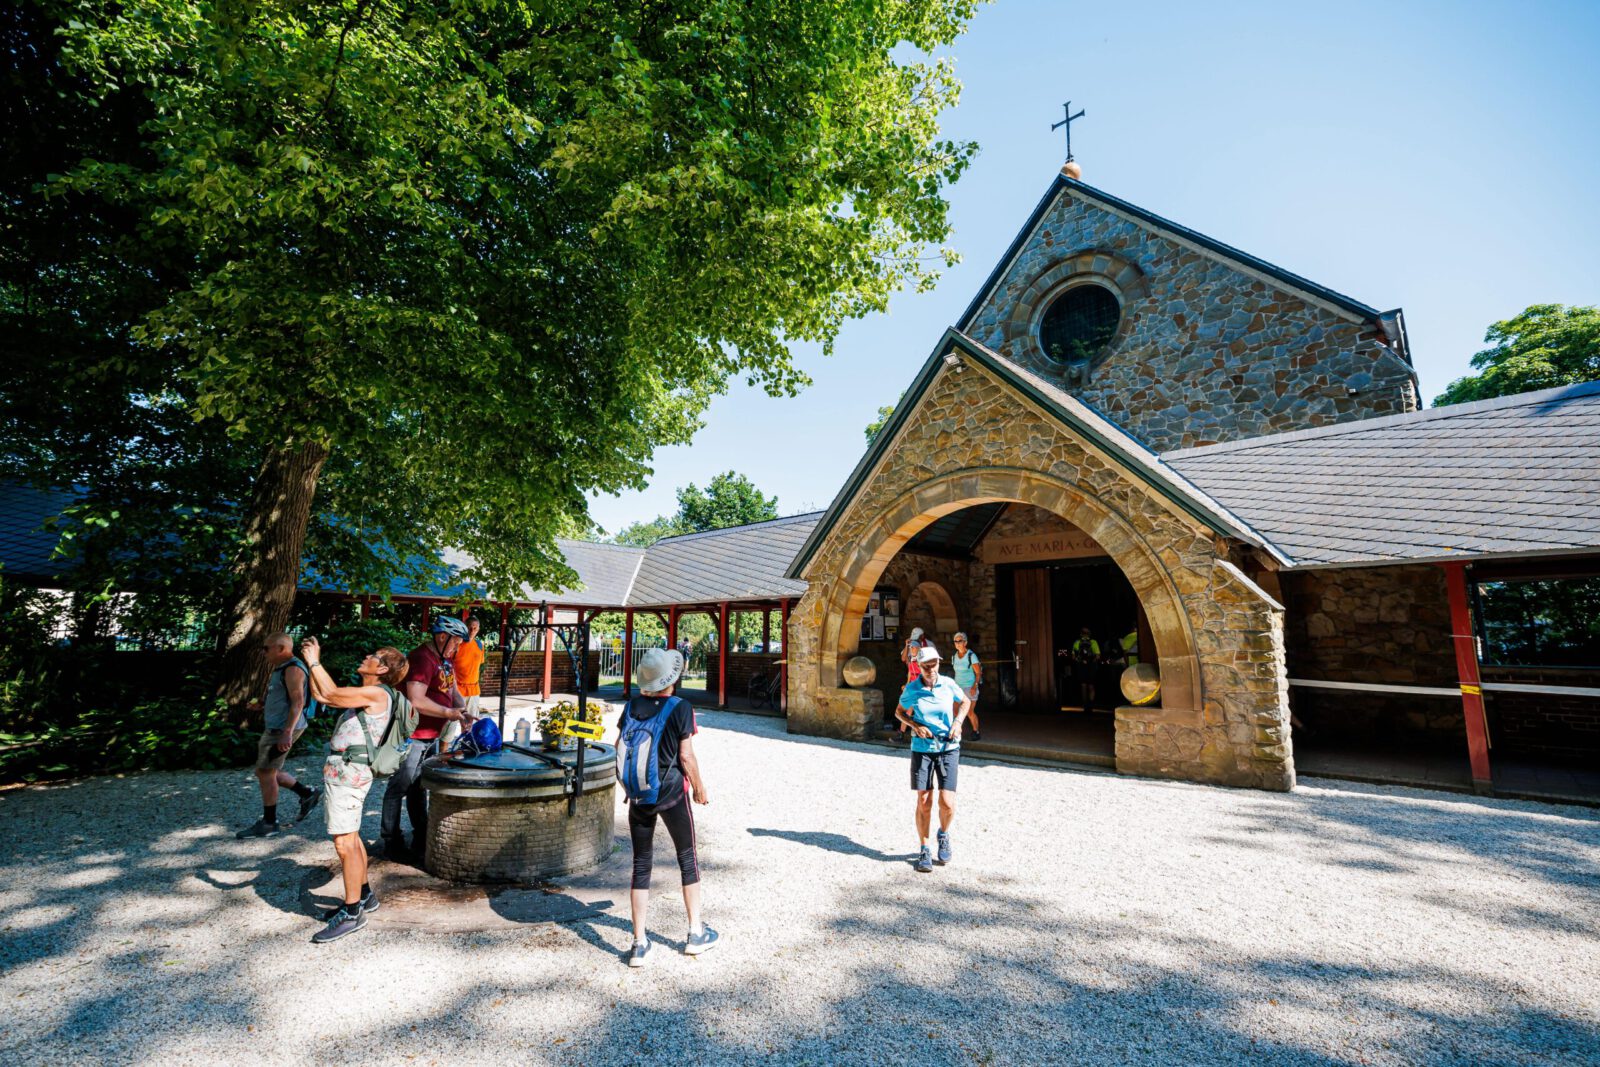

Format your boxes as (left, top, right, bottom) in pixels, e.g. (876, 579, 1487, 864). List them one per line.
(513, 718, 531, 747)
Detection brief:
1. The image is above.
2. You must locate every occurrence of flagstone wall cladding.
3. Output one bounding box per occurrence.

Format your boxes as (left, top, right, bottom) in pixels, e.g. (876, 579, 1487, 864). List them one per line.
(788, 365, 1294, 790)
(964, 191, 1418, 450)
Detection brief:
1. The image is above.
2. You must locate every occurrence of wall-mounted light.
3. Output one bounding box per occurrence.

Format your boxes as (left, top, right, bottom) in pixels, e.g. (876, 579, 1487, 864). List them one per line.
(943, 352, 965, 372)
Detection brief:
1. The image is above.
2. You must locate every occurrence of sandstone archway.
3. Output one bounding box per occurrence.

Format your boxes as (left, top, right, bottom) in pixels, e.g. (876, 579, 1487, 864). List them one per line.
(814, 467, 1200, 716)
(907, 580, 960, 635)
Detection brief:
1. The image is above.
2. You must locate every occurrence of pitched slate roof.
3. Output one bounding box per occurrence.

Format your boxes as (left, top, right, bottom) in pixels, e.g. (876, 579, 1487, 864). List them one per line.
(626, 512, 818, 607)
(0, 482, 77, 582)
(1165, 381, 1600, 567)
(954, 174, 1411, 362)
(518, 540, 646, 606)
(786, 328, 1285, 579)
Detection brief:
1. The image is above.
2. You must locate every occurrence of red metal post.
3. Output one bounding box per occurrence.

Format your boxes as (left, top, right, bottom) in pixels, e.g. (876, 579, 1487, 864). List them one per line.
(360, 597, 371, 620)
(762, 608, 771, 652)
(667, 606, 679, 654)
(1442, 561, 1493, 790)
(779, 598, 791, 713)
(717, 600, 730, 708)
(623, 608, 634, 696)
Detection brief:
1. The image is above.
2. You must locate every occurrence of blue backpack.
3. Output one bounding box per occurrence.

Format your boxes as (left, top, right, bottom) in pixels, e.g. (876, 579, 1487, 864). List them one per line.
(618, 696, 681, 804)
(278, 657, 321, 722)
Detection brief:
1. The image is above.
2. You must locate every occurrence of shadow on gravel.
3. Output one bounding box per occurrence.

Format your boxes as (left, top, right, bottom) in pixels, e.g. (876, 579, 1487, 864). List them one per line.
(747, 827, 915, 864)
(1211, 783, 1600, 896)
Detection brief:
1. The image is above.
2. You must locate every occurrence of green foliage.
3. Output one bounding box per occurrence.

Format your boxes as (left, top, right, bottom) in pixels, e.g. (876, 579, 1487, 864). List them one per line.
(0, 692, 253, 784)
(612, 471, 780, 546)
(314, 617, 421, 687)
(1476, 576, 1600, 668)
(865, 391, 906, 444)
(4, 0, 980, 617)
(1434, 304, 1600, 406)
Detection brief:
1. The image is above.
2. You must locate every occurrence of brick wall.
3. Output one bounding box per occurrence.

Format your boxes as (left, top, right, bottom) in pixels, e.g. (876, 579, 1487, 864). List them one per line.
(478, 650, 601, 697)
(1482, 666, 1600, 765)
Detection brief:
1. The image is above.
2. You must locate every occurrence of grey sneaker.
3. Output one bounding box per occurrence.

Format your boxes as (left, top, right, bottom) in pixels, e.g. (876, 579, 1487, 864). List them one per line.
(296, 787, 323, 822)
(311, 906, 367, 944)
(235, 818, 282, 839)
(627, 939, 651, 968)
(685, 925, 720, 956)
(914, 846, 934, 873)
(936, 830, 951, 866)
(319, 892, 379, 922)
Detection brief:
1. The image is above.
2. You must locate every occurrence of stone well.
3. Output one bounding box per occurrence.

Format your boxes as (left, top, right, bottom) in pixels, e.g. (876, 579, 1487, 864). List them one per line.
(421, 743, 617, 884)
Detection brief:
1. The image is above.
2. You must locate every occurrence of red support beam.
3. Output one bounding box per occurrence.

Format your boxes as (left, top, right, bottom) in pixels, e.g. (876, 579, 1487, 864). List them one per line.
(623, 609, 635, 696)
(360, 597, 371, 620)
(779, 598, 791, 713)
(717, 600, 730, 708)
(1441, 562, 1493, 790)
(762, 609, 771, 652)
(667, 606, 679, 656)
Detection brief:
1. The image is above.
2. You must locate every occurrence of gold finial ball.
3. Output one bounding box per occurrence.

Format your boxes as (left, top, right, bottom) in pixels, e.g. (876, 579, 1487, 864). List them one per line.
(842, 655, 877, 688)
(1061, 160, 1083, 180)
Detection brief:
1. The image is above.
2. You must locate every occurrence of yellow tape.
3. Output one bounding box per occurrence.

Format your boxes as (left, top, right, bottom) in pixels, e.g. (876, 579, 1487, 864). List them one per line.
(560, 719, 605, 740)
(1459, 684, 1482, 696)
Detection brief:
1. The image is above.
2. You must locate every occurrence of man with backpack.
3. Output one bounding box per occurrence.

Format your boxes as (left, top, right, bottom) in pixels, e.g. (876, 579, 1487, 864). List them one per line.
(895, 645, 972, 874)
(617, 647, 717, 967)
(236, 632, 322, 838)
(381, 616, 476, 862)
(300, 637, 412, 943)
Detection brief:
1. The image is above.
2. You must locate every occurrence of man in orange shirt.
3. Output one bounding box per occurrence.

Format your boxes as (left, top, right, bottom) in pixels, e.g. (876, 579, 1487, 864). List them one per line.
(446, 615, 486, 748)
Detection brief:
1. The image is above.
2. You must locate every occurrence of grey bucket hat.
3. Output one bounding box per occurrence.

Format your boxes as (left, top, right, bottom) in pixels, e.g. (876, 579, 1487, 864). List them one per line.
(635, 648, 685, 693)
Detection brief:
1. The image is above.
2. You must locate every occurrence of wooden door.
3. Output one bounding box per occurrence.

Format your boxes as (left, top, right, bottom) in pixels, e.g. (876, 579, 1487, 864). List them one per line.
(1012, 568, 1055, 712)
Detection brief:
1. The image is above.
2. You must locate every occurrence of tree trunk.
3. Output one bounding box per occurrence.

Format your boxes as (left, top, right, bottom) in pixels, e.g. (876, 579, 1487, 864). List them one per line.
(217, 439, 330, 712)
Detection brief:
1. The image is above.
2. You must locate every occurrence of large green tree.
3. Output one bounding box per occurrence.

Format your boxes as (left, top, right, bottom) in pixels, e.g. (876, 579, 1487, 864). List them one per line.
(1434, 304, 1600, 406)
(613, 471, 778, 546)
(4, 0, 978, 706)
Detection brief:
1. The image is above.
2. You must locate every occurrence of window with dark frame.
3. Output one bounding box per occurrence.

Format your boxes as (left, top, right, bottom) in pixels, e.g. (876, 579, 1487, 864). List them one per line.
(1474, 575, 1600, 669)
(1039, 283, 1120, 364)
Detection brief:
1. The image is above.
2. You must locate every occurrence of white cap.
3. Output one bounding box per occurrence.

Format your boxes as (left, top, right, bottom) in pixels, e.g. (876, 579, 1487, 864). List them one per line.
(916, 646, 941, 665)
(635, 648, 685, 692)
(910, 627, 924, 640)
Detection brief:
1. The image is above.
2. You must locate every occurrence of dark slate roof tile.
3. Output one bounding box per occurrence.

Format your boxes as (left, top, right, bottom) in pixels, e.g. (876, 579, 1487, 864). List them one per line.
(1166, 380, 1600, 567)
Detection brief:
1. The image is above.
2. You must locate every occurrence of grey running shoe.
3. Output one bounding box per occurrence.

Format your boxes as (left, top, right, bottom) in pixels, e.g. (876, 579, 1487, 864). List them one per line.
(311, 906, 367, 944)
(235, 818, 281, 839)
(936, 830, 952, 866)
(685, 926, 720, 956)
(627, 939, 651, 968)
(319, 892, 379, 922)
(914, 846, 934, 873)
(296, 787, 323, 822)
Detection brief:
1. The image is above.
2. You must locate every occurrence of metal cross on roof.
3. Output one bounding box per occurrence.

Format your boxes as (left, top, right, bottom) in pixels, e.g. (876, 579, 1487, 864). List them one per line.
(1051, 100, 1085, 162)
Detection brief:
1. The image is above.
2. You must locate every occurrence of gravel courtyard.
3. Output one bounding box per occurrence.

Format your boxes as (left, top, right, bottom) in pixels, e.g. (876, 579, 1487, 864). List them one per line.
(2, 709, 1597, 1066)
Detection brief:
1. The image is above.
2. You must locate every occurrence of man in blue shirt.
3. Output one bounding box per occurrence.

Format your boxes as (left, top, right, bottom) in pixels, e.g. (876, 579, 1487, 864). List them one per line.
(894, 646, 972, 873)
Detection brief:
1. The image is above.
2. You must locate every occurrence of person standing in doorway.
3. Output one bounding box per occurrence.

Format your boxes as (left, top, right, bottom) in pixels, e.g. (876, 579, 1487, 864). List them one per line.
(895, 646, 971, 873)
(236, 632, 322, 838)
(1070, 626, 1101, 712)
(618, 648, 717, 967)
(950, 632, 982, 742)
(444, 616, 486, 749)
(897, 627, 934, 738)
(381, 616, 475, 861)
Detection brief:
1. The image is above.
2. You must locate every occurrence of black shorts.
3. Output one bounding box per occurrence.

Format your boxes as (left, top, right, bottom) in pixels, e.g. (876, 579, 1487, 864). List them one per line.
(910, 749, 959, 792)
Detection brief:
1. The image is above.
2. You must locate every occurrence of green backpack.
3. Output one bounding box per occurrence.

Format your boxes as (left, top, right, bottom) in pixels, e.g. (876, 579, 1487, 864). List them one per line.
(345, 685, 419, 777)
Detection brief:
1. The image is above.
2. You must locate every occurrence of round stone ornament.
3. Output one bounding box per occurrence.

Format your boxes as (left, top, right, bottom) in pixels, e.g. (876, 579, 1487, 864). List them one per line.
(1120, 662, 1161, 706)
(842, 655, 877, 688)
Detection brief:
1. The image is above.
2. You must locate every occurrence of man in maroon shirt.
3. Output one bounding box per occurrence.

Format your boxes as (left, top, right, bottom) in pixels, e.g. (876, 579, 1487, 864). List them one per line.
(381, 616, 476, 860)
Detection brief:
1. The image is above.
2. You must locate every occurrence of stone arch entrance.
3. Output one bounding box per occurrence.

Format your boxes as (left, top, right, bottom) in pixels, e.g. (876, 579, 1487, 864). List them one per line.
(907, 580, 960, 635)
(814, 468, 1200, 717)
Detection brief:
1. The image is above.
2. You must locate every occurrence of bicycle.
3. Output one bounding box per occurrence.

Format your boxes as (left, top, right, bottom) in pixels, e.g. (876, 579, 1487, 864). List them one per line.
(746, 662, 785, 710)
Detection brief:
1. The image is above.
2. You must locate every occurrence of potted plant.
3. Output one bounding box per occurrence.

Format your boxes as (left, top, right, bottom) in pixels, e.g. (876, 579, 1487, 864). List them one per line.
(536, 699, 609, 751)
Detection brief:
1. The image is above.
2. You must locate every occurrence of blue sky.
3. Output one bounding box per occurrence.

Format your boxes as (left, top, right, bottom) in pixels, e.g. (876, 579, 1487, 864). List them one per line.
(588, 0, 1600, 533)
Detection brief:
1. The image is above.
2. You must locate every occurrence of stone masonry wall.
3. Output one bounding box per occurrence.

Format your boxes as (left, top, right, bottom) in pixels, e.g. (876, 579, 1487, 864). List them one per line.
(964, 188, 1418, 450)
(1280, 566, 1465, 748)
(789, 362, 1293, 790)
(426, 784, 615, 883)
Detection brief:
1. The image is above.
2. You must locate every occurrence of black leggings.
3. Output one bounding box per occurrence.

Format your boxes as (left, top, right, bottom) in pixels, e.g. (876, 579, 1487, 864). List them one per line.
(629, 797, 700, 891)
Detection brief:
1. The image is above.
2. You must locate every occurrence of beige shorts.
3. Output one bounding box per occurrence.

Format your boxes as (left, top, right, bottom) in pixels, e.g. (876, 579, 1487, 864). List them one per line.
(322, 756, 374, 836)
(254, 725, 304, 773)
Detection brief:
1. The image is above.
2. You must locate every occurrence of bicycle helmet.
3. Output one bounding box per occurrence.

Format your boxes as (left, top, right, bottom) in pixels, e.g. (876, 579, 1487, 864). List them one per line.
(452, 716, 502, 758)
(431, 616, 470, 639)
